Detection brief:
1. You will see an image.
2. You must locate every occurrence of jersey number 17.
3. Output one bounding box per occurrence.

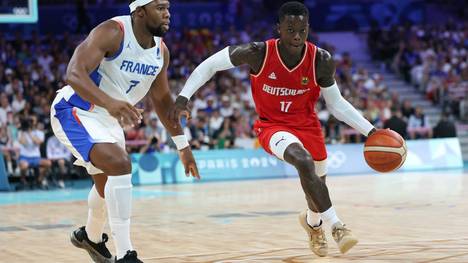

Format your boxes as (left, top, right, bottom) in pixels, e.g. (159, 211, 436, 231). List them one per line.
(280, 101, 292, 112)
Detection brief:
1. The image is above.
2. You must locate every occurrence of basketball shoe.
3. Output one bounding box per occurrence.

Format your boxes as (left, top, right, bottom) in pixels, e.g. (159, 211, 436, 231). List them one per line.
(331, 222, 358, 254)
(70, 226, 114, 263)
(298, 210, 328, 257)
(116, 250, 143, 263)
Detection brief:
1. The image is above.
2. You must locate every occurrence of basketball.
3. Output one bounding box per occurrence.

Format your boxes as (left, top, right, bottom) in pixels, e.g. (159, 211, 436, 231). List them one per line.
(364, 129, 407, 173)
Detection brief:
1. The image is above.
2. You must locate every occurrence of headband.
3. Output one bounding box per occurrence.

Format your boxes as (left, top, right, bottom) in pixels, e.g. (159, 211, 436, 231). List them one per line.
(129, 0, 153, 13)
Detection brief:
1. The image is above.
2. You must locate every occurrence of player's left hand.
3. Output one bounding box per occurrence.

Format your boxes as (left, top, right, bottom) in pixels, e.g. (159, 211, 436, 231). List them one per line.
(178, 147, 200, 179)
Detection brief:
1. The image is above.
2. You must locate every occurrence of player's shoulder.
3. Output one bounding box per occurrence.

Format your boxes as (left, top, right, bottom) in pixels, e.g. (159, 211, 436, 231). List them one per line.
(315, 47, 333, 65)
(90, 18, 124, 41)
(249, 41, 266, 51)
(238, 41, 266, 56)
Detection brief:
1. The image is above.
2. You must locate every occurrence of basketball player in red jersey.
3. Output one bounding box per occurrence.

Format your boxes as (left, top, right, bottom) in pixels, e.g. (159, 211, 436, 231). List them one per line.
(170, 1, 377, 257)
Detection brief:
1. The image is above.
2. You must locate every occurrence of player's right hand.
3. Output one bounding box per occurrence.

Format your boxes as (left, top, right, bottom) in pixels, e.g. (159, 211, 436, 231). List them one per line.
(106, 99, 143, 128)
(169, 96, 191, 128)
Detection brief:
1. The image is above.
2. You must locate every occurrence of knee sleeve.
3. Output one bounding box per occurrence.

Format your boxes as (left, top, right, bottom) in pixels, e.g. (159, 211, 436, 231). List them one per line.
(269, 131, 303, 160)
(314, 159, 328, 177)
(104, 174, 133, 220)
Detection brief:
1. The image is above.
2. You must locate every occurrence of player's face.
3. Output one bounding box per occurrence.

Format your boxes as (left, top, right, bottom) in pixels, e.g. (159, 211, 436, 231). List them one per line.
(277, 15, 309, 54)
(143, 0, 170, 37)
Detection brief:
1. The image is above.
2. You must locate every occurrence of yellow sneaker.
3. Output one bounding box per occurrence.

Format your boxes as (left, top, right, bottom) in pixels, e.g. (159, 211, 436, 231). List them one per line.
(331, 222, 358, 254)
(298, 210, 328, 257)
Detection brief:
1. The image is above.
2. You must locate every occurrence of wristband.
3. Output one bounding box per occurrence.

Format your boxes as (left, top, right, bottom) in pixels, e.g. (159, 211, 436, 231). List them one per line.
(172, 135, 189, 150)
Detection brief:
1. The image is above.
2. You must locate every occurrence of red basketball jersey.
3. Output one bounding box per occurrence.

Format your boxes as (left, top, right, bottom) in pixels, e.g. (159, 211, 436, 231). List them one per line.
(250, 39, 322, 129)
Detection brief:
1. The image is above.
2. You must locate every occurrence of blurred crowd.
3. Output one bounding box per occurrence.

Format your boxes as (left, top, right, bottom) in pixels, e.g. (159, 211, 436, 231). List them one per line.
(0, 21, 460, 189)
(368, 22, 468, 121)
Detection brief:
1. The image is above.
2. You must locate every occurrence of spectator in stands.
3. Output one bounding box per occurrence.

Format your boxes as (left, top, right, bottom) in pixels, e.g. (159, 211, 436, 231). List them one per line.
(432, 112, 457, 138)
(0, 93, 11, 125)
(0, 126, 15, 176)
(11, 91, 25, 113)
(213, 117, 235, 149)
(190, 116, 211, 150)
(139, 135, 161, 154)
(17, 117, 51, 188)
(408, 106, 432, 139)
(219, 95, 234, 117)
(140, 114, 165, 153)
(384, 106, 408, 139)
(400, 99, 415, 120)
(208, 109, 224, 136)
(46, 135, 72, 188)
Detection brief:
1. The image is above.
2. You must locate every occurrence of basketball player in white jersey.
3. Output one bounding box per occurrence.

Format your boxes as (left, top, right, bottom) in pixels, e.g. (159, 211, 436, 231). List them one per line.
(50, 1, 199, 262)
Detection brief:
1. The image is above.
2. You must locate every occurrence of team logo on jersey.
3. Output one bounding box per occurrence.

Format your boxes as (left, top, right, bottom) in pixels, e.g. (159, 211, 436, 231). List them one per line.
(301, 77, 309, 85)
(126, 43, 131, 49)
(268, 72, 277, 80)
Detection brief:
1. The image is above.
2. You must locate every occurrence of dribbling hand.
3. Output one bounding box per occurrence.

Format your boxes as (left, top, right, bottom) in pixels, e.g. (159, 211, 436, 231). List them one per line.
(169, 96, 191, 128)
(178, 147, 200, 179)
(106, 99, 143, 128)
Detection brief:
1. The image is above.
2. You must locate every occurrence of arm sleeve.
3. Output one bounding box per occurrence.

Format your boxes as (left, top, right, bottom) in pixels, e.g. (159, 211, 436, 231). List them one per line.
(179, 47, 235, 99)
(320, 82, 375, 136)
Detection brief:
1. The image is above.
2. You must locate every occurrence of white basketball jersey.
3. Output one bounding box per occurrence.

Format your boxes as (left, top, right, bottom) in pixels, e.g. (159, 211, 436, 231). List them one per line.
(60, 15, 164, 114)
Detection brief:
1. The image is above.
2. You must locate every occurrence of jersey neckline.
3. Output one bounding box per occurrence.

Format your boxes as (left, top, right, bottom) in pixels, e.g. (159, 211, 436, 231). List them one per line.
(274, 39, 308, 73)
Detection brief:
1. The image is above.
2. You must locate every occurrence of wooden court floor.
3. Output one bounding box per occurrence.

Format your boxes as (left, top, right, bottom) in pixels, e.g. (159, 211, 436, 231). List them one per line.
(1, 170, 468, 262)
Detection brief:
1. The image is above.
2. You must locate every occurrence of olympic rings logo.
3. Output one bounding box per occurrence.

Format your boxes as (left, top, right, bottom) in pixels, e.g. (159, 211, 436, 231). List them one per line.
(326, 150, 347, 168)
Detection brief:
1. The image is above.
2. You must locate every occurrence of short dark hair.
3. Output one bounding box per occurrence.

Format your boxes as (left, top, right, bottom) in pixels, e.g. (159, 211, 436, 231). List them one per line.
(278, 1, 309, 22)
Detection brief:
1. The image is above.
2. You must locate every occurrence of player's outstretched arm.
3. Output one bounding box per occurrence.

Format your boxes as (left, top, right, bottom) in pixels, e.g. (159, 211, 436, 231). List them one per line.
(149, 43, 199, 179)
(169, 42, 266, 125)
(65, 20, 142, 127)
(316, 48, 376, 137)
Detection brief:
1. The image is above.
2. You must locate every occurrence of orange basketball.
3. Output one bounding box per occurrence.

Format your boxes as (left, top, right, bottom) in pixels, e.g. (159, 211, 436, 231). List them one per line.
(364, 129, 407, 173)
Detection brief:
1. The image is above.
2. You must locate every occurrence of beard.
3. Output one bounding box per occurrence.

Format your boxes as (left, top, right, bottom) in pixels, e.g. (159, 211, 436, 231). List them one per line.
(148, 24, 167, 37)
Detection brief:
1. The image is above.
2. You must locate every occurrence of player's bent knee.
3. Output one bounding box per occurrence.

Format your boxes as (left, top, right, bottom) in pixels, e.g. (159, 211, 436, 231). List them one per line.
(91, 144, 132, 174)
(294, 154, 314, 171)
(284, 144, 312, 166)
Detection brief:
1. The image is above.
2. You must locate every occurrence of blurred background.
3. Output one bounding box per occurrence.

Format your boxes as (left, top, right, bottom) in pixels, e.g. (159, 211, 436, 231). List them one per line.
(0, 0, 466, 191)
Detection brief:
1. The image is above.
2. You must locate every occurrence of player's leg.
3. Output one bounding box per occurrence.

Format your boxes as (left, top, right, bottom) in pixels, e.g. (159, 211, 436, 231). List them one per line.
(269, 132, 330, 256)
(305, 160, 327, 228)
(270, 132, 332, 213)
(86, 173, 108, 243)
(301, 132, 359, 254)
(269, 131, 357, 254)
(51, 98, 119, 262)
(71, 172, 113, 263)
(89, 143, 140, 262)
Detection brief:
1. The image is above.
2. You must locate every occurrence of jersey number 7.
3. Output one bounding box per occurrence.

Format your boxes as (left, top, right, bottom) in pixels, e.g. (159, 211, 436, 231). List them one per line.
(126, 80, 140, 94)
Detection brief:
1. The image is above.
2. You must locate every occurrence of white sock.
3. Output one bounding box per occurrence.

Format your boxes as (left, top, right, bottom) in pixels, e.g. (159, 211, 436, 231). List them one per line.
(320, 206, 342, 227)
(306, 209, 322, 227)
(105, 174, 133, 260)
(85, 185, 107, 243)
